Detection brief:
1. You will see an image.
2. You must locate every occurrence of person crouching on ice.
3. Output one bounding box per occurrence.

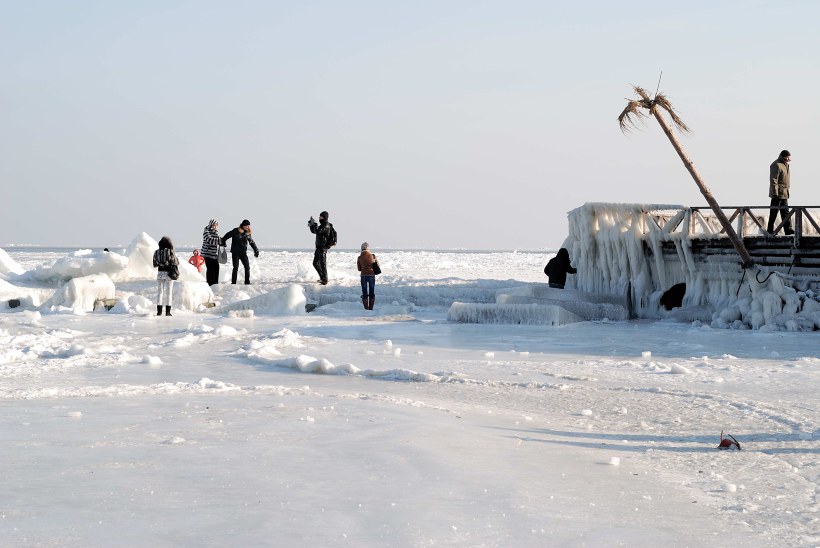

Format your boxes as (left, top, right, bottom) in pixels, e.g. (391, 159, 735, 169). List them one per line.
(544, 248, 577, 289)
(188, 249, 205, 273)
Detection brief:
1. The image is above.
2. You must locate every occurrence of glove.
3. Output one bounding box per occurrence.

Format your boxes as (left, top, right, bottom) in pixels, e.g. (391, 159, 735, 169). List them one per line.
(254, 251, 259, 258)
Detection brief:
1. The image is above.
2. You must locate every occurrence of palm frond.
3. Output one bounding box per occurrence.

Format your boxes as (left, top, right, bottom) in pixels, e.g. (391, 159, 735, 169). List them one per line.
(618, 100, 647, 133)
(633, 86, 652, 102)
(618, 85, 691, 134)
(652, 93, 690, 133)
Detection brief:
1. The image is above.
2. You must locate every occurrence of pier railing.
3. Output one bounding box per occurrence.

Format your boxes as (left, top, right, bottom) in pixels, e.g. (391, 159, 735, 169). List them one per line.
(646, 206, 820, 243)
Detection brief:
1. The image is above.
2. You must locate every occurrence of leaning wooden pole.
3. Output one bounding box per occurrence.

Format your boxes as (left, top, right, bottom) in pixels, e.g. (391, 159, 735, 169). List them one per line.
(649, 108, 756, 269)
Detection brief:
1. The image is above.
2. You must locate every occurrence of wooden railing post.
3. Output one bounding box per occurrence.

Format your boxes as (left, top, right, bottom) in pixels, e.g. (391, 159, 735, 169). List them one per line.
(737, 208, 745, 238)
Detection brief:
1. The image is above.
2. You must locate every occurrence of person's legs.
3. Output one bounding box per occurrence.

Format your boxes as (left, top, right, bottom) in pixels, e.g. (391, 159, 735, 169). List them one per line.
(240, 254, 251, 284)
(365, 275, 375, 309)
(313, 248, 323, 281)
(165, 280, 174, 315)
(157, 276, 173, 309)
(156, 277, 164, 315)
(780, 199, 793, 233)
(313, 248, 328, 284)
(205, 257, 219, 285)
(767, 198, 781, 233)
(360, 276, 369, 309)
(231, 254, 240, 284)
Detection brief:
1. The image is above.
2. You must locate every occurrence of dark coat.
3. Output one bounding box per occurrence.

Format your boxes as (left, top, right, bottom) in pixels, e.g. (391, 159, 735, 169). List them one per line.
(769, 157, 790, 199)
(544, 248, 577, 288)
(222, 227, 259, 257)
(309, 219, 335, 249)
(152, 236, 179, 272)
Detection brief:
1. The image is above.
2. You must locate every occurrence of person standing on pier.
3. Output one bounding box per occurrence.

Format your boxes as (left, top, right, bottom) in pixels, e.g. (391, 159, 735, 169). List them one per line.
(767, 150, 793, 236)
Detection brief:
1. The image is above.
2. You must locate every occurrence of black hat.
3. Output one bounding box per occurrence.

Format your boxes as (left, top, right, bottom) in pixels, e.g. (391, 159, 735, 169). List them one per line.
(241, 219, 250, 227)
(780, 150, 791, 158)
(319, 211, 329, 220)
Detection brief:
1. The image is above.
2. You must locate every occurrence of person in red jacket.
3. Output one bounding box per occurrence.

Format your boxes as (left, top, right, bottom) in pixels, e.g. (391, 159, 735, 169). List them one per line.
(189, 249, 205, 273)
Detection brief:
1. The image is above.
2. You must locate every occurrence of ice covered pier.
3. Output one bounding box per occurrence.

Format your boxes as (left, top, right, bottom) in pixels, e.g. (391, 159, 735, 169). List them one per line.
(450, 203, 820, 330)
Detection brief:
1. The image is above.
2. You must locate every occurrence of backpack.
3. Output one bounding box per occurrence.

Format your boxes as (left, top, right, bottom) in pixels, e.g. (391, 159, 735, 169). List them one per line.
(328, 225, 337, 247)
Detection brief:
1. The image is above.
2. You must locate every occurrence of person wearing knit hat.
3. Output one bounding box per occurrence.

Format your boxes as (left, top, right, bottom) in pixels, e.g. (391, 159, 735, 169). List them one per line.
(200, 219, 222, 286)
(221, 219, 260, 284)
(357, 242, 378, 310)
(307, 210, 337, 285)
(768, 150, 793, 236)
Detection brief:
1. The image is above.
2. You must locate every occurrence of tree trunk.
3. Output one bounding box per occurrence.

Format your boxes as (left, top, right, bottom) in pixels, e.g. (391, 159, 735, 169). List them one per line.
(650, 108, 756, 269)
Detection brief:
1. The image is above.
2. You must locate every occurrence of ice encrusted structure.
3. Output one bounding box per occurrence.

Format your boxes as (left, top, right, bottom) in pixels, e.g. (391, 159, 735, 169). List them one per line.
(562, 203, 820, 330)
(450, 203, 820, 330)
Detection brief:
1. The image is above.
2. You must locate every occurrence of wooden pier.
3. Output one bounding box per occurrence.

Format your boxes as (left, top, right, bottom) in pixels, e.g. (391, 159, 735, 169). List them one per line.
(645, 205, 820, 271)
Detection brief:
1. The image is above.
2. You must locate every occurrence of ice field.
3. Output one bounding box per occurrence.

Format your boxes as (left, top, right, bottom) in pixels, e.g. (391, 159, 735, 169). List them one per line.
(1, 243, 819, 546)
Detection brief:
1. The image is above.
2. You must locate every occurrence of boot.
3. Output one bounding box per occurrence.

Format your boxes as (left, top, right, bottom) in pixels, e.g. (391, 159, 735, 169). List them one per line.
(361, 296, 368, 310)
(367, 296, 375, 310)
(156, 305, 162, 316)
(165, 306, 172, 317)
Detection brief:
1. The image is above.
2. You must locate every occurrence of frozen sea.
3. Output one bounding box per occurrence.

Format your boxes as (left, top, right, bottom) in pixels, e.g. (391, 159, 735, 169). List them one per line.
(1, 246, 819, 547)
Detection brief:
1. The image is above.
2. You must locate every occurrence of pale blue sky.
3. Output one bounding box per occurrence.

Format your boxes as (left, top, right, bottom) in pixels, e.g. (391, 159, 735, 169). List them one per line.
(2, 1, 818, 249)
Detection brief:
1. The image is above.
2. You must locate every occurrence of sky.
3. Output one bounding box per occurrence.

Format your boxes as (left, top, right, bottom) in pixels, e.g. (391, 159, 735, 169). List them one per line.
(2, 0, 819, 250)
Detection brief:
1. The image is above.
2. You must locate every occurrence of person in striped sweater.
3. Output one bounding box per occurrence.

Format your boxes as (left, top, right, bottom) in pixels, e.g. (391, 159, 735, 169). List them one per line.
(201, 219, 221, 286)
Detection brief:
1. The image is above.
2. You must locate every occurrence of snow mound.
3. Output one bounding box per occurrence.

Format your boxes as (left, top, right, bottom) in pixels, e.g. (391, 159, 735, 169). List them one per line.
(108, 294, 154, 315)
(23, 249, 129, 283)
(0, 279, 50, 310)
(217, 284, 306, 316)
(118, 232, 159, 280)
(0, 247, 25, 278)
(174, 281, 214, 311)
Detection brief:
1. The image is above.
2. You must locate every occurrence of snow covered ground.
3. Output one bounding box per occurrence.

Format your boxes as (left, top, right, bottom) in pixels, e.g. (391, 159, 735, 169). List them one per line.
(1, 245, 819, 546)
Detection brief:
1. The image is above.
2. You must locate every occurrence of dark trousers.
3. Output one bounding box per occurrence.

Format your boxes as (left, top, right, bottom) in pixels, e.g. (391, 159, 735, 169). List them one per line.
(767, 198, 792, 233)
(231, 253, 251, 284)
(313, 247, 328, 283)
(360, 275, 375, 298)
(204, 257, 220, 286)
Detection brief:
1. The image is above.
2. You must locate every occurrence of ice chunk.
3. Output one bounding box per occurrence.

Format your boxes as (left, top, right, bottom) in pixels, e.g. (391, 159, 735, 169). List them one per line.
(447, 302, 584, 326)
(217, 284, 306, 316)
(47, 274, 116, 313)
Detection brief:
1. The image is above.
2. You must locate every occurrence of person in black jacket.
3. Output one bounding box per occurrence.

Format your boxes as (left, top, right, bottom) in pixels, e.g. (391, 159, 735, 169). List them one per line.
(307, 211, 336, 285)
(544, 248, 577, 289)
(222, 219, 259, 284)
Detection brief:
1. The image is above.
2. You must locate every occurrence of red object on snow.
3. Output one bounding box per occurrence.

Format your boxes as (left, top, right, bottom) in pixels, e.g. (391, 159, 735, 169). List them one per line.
(718, 431, 741, 450)
(189, 250, 205, 272)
